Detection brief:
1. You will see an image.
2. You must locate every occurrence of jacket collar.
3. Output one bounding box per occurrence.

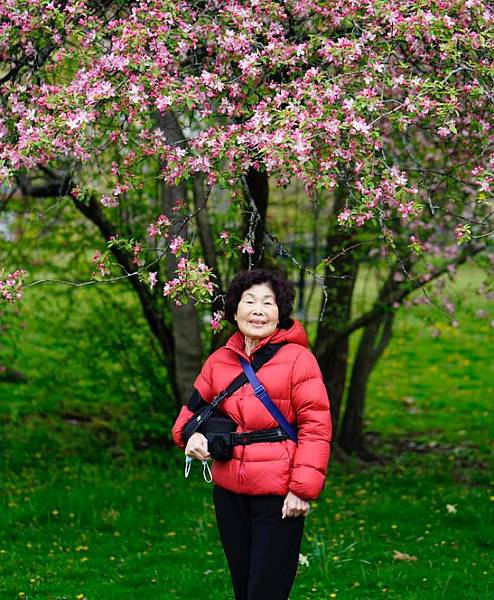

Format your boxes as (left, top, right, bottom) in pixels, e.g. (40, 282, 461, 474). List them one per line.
(225, 319, 308, 360)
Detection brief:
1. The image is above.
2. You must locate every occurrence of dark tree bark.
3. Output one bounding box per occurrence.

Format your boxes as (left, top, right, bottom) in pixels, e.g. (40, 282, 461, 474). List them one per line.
(339, 310, 395, 459)
(157, 111, 203, 405)
(241, 168, 269, 268)
(18, 171, 72, 198)
(193, 174, 222, 287)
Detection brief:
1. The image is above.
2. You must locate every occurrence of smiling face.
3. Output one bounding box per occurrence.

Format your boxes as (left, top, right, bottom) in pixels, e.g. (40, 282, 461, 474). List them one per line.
(234, 283, 280, 344)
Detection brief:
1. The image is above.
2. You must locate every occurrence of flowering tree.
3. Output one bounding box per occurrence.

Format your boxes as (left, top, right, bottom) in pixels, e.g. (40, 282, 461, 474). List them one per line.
(1, 0, 493, 453)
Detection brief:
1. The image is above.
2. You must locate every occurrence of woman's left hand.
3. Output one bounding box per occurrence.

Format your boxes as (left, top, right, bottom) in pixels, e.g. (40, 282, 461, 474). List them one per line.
(282, 491, 310, 519)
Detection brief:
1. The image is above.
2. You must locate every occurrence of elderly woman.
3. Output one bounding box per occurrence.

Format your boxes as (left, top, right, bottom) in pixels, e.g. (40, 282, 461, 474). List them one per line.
(172, 269, 331, 600)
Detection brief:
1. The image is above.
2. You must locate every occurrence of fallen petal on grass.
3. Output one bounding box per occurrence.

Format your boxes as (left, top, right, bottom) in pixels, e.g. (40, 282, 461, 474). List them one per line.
(393, 550, 418, 562)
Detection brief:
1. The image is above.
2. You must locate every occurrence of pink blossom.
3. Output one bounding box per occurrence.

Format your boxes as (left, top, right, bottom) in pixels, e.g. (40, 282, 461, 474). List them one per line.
(132, 242, 144, 266)
(177, 257, 188, 270)
(444, 299, 455, 313)
(454, 224, 471, 244)
(149, 271, 158, 289)
(238, 243, 255, 255)
(350, 117, 371, 136)
(211, 311, 223, 331)
(170, 236, 185, 255)
(354, 212, 373, 227)
(397, 202, 417, 218)
(101, 195, 119, 208)
(148, 214, 170, 238)
(155, 95, 172, 112)
(157, 215, 170, 226)
(163, 277, 181, 297)
(337, 209, 352, 224)
(148, 224, 160, 237)
(0, 0, 493, 302)
(197, 259, 209, 272)
(0, 269, 27, 304)
(409, 235, 425, 253)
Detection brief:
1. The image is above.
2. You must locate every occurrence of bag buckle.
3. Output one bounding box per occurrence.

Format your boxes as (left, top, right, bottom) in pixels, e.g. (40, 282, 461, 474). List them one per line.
(253, 384, 265, 396)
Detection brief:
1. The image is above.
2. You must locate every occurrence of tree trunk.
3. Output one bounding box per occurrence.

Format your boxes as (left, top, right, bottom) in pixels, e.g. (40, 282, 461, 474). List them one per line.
(193, 172, 224, 297)
(339, 310, 394, 459)
(158, 111, 204, 405)
(161, 182, 203, 405)
(338, 265, 401, 459)
(241, 168, 269, 269)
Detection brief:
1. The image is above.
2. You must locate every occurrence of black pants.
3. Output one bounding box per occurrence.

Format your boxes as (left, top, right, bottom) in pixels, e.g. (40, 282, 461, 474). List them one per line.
(213, 486, 305, 600)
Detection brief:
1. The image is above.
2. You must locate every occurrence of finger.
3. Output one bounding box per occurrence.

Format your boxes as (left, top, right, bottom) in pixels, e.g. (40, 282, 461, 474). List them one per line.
(199, 441, 210, 459)
(198, 443, 210, 459)
(188, 446, 209, 460)
(286, 506, 298, 518)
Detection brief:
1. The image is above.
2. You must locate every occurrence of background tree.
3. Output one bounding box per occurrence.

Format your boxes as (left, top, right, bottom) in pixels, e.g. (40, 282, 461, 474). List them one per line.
(1, 0, 493, 454)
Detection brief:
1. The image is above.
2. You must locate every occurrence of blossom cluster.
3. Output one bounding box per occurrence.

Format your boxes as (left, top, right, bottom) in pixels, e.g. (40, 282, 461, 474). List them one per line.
(1, 0, 492, 219)
(0, 269, 27, 303)
(1, 0, 493, 304)
(454, 224, 472, 245)
(147, 214, 170, 238)
(162, 257, 216, 306)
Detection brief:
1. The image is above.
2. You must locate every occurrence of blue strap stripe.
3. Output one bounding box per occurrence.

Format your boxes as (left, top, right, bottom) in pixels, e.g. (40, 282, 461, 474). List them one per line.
(239, 356, 298, 443)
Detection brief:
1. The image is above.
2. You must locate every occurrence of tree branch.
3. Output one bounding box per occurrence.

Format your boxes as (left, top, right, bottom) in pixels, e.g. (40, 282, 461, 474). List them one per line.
(334, 243, 485, 343)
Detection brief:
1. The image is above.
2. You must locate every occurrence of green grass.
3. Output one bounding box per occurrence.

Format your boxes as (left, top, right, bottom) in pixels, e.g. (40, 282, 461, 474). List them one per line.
(1, 270, 493, 600)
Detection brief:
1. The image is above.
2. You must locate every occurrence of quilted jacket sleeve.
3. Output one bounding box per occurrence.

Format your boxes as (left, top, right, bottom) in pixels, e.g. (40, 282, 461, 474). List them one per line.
(288, 349, 331, 501)
(171, 356, 215, 449)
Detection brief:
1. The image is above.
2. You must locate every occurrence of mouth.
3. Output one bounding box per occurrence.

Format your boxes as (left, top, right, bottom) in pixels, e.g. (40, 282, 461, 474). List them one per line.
(249, 320, 266, 327)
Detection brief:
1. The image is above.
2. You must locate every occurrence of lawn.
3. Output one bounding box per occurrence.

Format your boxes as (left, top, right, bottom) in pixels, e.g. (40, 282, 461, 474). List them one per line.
(0, 270, 493, 600)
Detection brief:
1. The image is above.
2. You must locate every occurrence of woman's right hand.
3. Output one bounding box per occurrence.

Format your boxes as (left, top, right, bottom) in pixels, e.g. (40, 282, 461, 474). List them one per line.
(185, 432, 210, 461)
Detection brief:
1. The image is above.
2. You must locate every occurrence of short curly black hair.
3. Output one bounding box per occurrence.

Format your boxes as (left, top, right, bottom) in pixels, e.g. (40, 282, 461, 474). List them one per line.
(224, 269, 295, 329)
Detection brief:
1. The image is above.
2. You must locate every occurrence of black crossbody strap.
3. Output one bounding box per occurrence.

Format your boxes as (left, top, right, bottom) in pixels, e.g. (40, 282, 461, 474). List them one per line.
(182, 343, 284, 444)
(217, 342, 284, 404)
(187, 343, 284, 412)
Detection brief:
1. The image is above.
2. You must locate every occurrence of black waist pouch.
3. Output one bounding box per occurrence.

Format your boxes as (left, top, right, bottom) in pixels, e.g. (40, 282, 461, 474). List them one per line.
(200, 414, 237, 461)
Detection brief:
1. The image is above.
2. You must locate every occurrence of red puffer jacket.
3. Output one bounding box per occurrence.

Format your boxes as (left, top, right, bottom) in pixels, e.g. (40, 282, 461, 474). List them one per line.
(171, 320, 331, 501)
